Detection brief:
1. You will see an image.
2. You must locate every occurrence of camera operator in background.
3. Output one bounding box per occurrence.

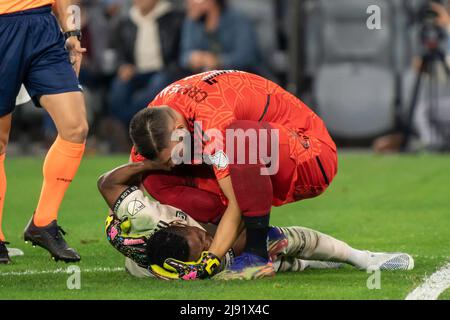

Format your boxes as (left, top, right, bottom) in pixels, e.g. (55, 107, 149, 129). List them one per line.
(414, 1, 450, 150)
(374, 0, 450, 153)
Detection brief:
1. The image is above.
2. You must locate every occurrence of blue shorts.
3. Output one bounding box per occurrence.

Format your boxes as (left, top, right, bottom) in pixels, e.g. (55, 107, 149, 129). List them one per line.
(0, 5, 81, 116)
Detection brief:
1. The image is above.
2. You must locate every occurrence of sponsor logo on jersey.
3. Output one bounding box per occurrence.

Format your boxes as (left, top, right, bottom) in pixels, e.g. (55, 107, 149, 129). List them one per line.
(176, 211, 187, 221)
(127, 199, 145, 216)
(209, 150, 229, 170)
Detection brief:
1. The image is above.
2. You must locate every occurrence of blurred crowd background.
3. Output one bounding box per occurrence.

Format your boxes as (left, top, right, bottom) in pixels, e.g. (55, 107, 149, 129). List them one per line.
(10, 0, 450, 155)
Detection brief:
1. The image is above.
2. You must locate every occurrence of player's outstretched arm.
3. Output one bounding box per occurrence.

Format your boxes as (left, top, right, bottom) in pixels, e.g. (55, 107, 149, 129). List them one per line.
(97, 161, 156, 210)
(208, 176, 243, 259)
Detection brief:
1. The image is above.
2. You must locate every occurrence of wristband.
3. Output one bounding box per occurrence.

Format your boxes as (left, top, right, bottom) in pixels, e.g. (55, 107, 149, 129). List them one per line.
(64, 29, 82, 42)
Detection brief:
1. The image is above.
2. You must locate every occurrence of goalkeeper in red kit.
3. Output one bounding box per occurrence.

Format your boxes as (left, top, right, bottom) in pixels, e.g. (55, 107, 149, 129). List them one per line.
(129, 70, 345, 280)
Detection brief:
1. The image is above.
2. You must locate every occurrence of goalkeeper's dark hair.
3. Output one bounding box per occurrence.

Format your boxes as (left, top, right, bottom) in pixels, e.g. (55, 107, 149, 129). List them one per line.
(146, 226, 190, 267)
(129, 107, 174, 161)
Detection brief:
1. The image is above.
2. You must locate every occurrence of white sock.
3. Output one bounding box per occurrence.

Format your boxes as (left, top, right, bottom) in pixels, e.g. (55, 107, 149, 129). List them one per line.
(346, 249, 370, 269)
(280, 226, 373, 269)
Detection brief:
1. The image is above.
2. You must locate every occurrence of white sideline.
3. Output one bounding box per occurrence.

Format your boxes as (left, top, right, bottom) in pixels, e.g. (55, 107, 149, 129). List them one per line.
(405, 262, 450, 300)
(0, 267, 124, 277)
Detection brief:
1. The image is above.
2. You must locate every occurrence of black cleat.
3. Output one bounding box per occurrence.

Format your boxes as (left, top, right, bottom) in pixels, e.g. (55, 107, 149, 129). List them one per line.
(0, 241, 11, 264)
(23, 218, 81, 263)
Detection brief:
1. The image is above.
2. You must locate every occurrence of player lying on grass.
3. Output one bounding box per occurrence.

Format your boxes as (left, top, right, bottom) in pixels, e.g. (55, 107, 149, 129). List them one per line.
(127, 70, 338, 280)
(128, 70, 414, 280)
(115, 221, 344, 279)
(98, 162, 414, 280)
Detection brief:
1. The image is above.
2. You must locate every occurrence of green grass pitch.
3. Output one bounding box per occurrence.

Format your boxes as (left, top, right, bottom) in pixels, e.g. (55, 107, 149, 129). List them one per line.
(0, 153, 449, 300)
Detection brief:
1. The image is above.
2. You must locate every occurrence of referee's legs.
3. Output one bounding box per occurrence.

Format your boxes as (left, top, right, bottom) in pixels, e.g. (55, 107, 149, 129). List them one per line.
(33, 91, 88, 227)
(0, 113, 12, 244)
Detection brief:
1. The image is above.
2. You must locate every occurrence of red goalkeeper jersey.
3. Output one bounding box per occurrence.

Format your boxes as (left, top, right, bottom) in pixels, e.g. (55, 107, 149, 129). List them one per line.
(147, 70, 336, 180)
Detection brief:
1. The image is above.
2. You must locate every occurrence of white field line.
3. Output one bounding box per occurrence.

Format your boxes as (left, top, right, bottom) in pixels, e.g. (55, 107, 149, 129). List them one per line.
(405, 262, 450, 300)
(0, 267, 124, 277)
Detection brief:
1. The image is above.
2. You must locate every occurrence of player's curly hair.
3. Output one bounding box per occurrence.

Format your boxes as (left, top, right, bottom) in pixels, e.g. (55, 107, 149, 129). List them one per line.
(146, 226, 190, 267)
(129, 107, 174, 161)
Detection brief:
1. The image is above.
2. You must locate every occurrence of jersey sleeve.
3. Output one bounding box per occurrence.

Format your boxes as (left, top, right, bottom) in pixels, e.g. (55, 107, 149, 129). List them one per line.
(112, 186, 206, 235)
(105, 186, 207, 270)
(113, 186, 160, 236)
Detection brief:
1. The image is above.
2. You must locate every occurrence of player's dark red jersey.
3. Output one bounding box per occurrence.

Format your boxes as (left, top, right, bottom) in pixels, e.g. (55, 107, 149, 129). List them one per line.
(147, 70, 336, 180)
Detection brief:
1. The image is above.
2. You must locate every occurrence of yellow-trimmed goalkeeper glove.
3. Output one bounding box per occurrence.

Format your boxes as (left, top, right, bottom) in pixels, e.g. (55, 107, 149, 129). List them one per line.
(148, 264, 180, 281)
(163, 251, 221, 280)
